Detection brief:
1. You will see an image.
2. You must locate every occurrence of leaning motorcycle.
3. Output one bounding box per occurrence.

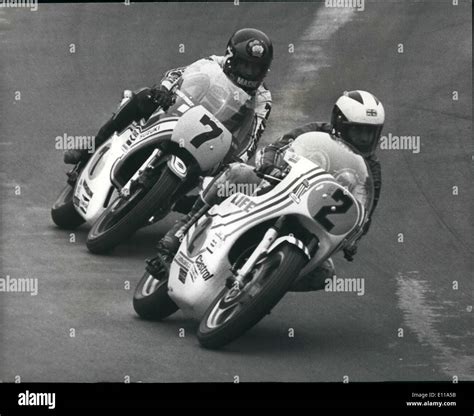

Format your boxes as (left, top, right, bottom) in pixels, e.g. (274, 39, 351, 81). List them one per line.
(133, 131, 373, 348)
(50, 59, 255, 253)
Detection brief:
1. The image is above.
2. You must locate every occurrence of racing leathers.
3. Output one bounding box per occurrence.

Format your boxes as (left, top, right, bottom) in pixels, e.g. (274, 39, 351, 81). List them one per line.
(63, 55, 272, 166)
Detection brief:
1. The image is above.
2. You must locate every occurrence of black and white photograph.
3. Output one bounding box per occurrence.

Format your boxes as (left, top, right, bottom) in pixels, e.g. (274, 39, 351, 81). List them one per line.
(0, 0, 472, 410)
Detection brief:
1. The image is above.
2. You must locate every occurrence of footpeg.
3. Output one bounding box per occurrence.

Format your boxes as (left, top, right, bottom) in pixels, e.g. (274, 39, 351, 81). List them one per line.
(66, 167, 80, 187)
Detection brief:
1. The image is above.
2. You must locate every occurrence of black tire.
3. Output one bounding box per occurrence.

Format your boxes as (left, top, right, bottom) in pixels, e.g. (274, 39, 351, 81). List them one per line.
(86, 167, 182, 254)
(133, 270, 179, 320)
(197, 243, 308, 349)
(51, 184, 85, 230)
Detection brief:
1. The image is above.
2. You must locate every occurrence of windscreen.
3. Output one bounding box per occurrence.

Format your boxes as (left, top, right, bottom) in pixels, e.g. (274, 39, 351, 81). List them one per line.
(168, 59, 256, 154)
(290, 132, 374, 214)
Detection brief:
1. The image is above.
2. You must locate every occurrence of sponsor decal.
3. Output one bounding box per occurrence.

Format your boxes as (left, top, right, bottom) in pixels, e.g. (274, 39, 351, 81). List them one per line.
(236, 77, 259, 88)
(178, 268, 187, 284)
(366, 109, 377, 116)
(215, 232, 226, 242)
(122, 125, 141, 151)
(194, 254, 213, 281)
(174, 252, 191, 270)
(290, 179, 310, 204)
(174, 252, 191, 284)
(138, 124, 162, 140)
(247, 39, 265, 57)
(230, 194, 257, 212)
(207, 236, 223, 251)
(189, 267, 199, 283)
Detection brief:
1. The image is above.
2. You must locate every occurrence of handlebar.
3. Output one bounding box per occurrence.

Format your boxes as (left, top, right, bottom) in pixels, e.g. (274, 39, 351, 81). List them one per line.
(255, 170, 284, 183)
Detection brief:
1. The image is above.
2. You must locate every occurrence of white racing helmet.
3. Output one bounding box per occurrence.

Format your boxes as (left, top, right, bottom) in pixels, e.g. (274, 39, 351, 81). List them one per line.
(331, 90, 385, 156)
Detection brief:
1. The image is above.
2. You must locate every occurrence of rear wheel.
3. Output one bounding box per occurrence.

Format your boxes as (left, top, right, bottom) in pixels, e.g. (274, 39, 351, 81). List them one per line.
(133, 270, 179, 320)
(51, 184, 85, 229)
(197, 243, 308, 349)
(86, 167, 182, 254)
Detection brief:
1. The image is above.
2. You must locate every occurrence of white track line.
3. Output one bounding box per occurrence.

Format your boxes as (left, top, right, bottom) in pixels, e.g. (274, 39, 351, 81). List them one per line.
(269, 6, 355, 135)
(396, 271, 474, 380)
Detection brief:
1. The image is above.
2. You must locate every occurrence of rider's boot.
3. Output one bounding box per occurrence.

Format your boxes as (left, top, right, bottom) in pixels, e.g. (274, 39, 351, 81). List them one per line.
(63, 88, 157, 165)
(145, 197, 210, 277)
(289, 258, 336, 292)
(63, 116, 119, 165)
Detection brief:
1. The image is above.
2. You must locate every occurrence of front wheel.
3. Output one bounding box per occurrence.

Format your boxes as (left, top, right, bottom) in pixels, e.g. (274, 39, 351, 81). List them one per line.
(86, 167, 182, 254)
(133, 270, 179, 320)
(197, 243, 308, 349)
(51, 184, 85, 229)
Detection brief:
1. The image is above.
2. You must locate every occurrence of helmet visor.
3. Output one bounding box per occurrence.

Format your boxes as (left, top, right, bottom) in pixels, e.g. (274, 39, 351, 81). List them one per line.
(233, 57, 266, 81)
(340, 123, 383, 155)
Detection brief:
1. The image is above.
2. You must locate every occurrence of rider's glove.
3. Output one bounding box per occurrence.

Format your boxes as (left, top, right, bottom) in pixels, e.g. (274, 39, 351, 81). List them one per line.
(149, 86, 175, 111)
(343, 243, 358, 262)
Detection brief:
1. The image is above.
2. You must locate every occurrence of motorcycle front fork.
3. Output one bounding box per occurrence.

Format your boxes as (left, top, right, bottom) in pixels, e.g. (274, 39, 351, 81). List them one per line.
(120, 148, 163, 198)
(229, 216, 286, 290)
(227, 218, 320, 291)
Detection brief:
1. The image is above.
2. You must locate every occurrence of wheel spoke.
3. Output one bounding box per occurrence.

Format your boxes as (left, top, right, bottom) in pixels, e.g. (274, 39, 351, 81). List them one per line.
(207, 297, 241, 329)
(205, 252, 285, 330)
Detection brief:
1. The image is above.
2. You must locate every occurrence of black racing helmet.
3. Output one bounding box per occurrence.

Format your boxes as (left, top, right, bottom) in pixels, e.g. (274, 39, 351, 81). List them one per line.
(223, 28, 273, 93)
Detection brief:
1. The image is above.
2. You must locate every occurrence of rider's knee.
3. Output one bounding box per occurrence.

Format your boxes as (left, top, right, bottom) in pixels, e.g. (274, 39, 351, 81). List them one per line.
(225, 163, 259, 186)
(200, 164, 257, 205)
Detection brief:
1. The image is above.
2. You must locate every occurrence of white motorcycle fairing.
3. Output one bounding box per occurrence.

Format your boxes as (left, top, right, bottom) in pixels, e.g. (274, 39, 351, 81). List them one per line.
(72, 116, 179, 225)
(168, 151, 365, 320)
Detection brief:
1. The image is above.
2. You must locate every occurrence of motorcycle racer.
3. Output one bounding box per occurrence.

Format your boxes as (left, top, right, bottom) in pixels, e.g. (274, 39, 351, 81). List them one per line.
(63, 28, 273, 168)
(267, 90, 384, 290)
(149, 91, 384, 293)
(257, 90, 384, 264)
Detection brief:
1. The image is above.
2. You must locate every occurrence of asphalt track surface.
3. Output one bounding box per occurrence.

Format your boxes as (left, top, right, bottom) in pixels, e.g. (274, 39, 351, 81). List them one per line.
(0, 2, 472, 382)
